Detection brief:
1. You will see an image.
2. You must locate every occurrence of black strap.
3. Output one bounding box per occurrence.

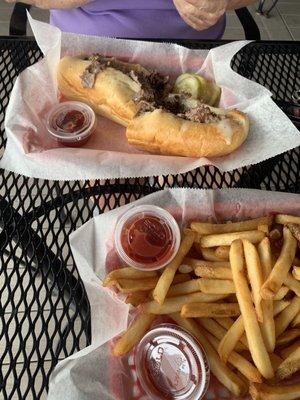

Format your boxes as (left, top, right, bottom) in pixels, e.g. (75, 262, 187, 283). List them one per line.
(9, 3, 32, 36)
(235, 7, 261, 40)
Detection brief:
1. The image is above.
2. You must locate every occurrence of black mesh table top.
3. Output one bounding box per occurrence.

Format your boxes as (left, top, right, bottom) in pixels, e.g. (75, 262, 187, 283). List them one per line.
(0, 37, 299, 399)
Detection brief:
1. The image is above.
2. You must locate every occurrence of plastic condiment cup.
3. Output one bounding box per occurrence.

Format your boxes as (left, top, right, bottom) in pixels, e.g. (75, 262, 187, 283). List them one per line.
(135, 323, 210, 400)
(114, 205, 181, 271)
(46, 101, 96, 147)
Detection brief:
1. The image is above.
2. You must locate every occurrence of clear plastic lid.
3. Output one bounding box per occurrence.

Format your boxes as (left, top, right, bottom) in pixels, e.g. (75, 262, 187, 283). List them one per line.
(46, 101, 96, 143)
(135, 324, 210, 400)
(114, 205, 181, 271)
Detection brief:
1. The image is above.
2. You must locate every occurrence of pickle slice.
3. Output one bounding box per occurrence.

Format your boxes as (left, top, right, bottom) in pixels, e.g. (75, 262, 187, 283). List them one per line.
(205, 81, 222, 106)
(181, 97, 201, 110)
(192, 74, 221, 105)
(174, 74, 201, 99)
(174, 73, 221, 105)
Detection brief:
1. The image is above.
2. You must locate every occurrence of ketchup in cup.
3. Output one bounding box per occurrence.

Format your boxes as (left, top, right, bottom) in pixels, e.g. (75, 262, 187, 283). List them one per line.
(115, 205, 181, 271)
(135, 324, 210, 400)
(46, 101, 96, 146)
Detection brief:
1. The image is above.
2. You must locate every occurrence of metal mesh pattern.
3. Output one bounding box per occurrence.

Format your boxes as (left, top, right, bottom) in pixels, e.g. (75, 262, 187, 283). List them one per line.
(0, 37, 299, 399)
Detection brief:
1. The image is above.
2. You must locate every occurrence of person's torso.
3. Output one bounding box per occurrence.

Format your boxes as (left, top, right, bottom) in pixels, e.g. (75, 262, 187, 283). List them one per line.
(50, 0, 226, 39)
(82, 0, 177, 12)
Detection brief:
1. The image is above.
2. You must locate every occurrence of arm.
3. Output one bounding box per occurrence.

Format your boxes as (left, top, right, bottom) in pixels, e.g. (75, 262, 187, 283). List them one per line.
(173, 0, 228, 31)
(173, 0, 258, 32)
(5, 0, 91, 9)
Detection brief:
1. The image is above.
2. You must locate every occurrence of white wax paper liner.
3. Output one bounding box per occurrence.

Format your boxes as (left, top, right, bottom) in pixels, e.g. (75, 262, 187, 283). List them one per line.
(47, 188, 300, 400)
(1, 16, 300, 180)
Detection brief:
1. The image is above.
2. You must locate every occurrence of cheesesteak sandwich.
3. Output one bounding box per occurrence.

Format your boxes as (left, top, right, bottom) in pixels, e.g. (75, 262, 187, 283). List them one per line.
(58, 54, 249, 157)
(58, 55, 151, 126)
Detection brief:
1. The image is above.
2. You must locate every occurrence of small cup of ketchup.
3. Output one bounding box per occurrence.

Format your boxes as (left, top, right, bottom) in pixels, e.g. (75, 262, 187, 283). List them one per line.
(46, 101, 96, 147)
(135, 324, 210, 400)
(114, 205, 181, 271)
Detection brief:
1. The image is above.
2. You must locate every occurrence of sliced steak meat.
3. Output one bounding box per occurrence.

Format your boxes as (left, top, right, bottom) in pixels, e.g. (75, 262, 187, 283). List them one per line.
(80, 53, 222, 124)
(80, 54, 135, 88)
(133, 71, 171, 105)
(136, 100, 156, 116)
(80, 60, 107, 88)
(161, 93, 191, 115)
(128, 70, 140, 83)
(81, 70, 96, 89)
(182, 104, 221, 123)
(80, 54, 171, 109)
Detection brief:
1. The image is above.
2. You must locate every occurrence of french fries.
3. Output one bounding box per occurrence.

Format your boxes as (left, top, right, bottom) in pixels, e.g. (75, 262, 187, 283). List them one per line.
(197, 317, 227, 340)
(284, 272, 300, 296)
(142, 292, 226, 315)
(172, 274, 192, 284)
(243, 240, 264, 322)
(275, 296, 300, 337)
(261, 227, 297, 299)
(181, 302, 240, 318)
(194, 265, 232, 280)
(287, 223, 300, 243)
(125, 291, 149, 306)
(250, 382, 300, 400)
(107, 212, 300, 399)
(258, 224, 269, 234)
(103, 267, 157, 286)
(215, 245, 230, 260)
(200, 230, 265, 248)
(197, 317, 246, 352)
(184, 257, 230, 269)
(230, 240, 274, 379)
(116, 277, 159, 293)
(279, 340, 300, 359)
(258, 238, 275, 352)
(152, 230, 195, 305)
(275, 214, 300, 225)
(166, 279, 201, 297)
(218, 316, 245, 363)
(291, 311, 300, 327)
(276, 346, 300, 380)
(292, 266, 300, 280)
(218, 298, 292, 363)
(178, 264, 193, 274)
(198, 278, 236, 294)
(273, 300, 291, 315)
(205, 330, 262, 383)
(200, 247, 224, 261)
(171, 314, 248, 396)
(276, 329, 300, 347)
(269, 353, 284, 372)
(273, 286, 290, 300)
(113, 313, 155, 356)
(191, 216, 272, 235)
(215, 317, 249, 348)
(214, 317, 234, 329)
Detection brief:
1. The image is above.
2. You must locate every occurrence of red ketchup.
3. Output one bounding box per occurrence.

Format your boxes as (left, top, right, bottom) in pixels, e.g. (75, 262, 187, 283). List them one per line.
(56, 109, 85, 133)
(115, 206, 181, 271)
(46, 101, 96, 147)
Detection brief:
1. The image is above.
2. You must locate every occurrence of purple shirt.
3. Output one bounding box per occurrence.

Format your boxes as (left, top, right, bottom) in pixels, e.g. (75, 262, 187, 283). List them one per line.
(50, 0, 226, 39)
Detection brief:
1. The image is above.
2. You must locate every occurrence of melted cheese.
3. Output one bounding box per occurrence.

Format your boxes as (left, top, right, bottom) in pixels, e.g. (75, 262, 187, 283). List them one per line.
(207, 105, 226, 116)
(216, 118, 234, 145)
